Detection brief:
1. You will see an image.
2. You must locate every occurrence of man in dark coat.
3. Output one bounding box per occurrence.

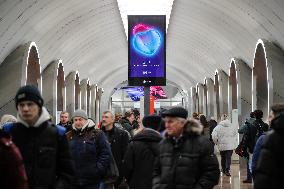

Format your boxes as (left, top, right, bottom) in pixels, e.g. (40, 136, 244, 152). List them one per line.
(3, 85, 75, 189)
(123, 114, 163, 189)
(101, 110, 129, 188)
(254, 103, 284, 189)
(57, 111, 72, 132)
(66, 109, 111, 189)
(0, 129, 29, 189)
(153, 107, 220, 189)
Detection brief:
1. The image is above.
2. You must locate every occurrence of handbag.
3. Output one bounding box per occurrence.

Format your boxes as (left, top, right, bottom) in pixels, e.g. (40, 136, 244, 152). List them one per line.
(235, 135, 248, 157)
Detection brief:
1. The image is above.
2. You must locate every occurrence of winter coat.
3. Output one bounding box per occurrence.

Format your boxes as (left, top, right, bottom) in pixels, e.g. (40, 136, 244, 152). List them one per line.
(153, 120, 220, 189)
(244, 119, 269, 153)
(0, 131, 29, 189)
(212, 119, 238, 151)
(58, 121, 73, 132)
(254, 114, 284, 189)
(251, 133, 266, 176)
(2, 107, 75, 189)
(123, 128, 162, 189)
(208, 119, 217, 141)
(238, 118, 255, 134)
(120, 118, 134, 137)
(102, 125, 129, 186)
(66, 119, 111, 186)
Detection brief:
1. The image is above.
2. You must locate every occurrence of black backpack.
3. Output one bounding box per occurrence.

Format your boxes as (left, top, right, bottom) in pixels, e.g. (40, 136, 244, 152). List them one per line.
(247, 120, 268, 153)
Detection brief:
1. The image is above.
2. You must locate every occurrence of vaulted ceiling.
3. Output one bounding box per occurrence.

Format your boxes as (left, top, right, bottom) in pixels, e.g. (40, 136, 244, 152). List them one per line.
(0, 0, 284, 107)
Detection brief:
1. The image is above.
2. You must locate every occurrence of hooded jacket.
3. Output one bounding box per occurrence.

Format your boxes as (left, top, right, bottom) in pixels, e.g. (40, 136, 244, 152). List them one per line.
(254, 114, 284, 189)
(212, 119, 238, 151)
(123, 128, 162, 189)
(153, 119, 220, 189)
(66, 119, 111, 186)
(119, 118, 133, 136)
(3, 107, 75, 189)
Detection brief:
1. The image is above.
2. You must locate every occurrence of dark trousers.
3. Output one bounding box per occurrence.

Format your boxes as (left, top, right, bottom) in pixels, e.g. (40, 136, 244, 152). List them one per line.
(220, 150, 233, 172)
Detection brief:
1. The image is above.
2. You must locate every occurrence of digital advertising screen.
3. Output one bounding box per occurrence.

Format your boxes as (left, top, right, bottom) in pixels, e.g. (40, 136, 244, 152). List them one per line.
(121, 86, 167, 101)
(128, 15, 166, 86)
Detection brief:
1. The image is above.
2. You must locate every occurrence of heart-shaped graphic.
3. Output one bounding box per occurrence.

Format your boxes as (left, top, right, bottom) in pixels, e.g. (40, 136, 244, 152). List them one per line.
(132, 28, 162, 56)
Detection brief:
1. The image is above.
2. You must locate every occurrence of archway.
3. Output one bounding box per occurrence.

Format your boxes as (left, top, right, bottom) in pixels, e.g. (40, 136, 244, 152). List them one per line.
(214, 72, 220, 120)
(26, 45, 41, 88)
(229, 60, 238, 112)
(253, 42, 268, 118)
(75, 73, 80, 110)
(57, 62, 65, 111)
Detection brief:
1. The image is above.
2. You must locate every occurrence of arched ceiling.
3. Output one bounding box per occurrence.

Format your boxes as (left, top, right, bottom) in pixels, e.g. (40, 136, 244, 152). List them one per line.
(1, 0, 284, 105)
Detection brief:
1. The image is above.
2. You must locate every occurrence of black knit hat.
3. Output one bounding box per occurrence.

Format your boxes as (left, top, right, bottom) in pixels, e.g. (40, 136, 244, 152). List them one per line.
(15, 85, 44, 108)
(142, 115, 162, 131)
(161, 107, 188, 119)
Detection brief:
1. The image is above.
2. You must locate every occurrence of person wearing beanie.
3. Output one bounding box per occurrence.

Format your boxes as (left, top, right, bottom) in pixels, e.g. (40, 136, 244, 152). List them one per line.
(2, 85, 75, 188)
(123, 114, 162, 189)
(153, 107, 219, 189)
(66, 109, 111, 189)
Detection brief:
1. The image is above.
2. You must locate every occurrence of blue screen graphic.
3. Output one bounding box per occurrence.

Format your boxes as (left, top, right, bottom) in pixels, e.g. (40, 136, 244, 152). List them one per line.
(128, 15, 166, 86)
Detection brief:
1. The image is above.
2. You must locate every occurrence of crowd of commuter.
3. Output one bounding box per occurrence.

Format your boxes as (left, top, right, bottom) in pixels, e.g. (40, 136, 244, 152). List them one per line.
(0, 84, 283, 189)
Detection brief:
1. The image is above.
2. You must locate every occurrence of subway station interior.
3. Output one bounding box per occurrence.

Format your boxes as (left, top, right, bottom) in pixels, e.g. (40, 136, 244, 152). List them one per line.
(1, 0, 284, 188)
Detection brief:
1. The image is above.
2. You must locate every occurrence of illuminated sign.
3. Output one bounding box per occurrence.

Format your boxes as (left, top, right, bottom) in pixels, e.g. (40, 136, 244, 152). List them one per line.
(128, 15, 166, 86)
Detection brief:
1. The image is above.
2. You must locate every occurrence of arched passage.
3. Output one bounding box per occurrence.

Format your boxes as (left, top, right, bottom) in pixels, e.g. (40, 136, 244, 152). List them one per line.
(214, 72, 220, 120)
(87, 80, 91, 116)
(57, 62, 65, 111)
(205, 77, 215, 118)
(253, 42, 268, 118)
(26, 45, 41, 88)
(229, 60, 238, 112)
(0, 42, 41, 116)
(75, 73, 80, 110)
(252, 39, 284, 120)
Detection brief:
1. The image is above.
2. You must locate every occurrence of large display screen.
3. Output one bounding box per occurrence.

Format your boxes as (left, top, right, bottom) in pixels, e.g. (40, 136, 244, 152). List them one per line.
(128, 15, 166, 86)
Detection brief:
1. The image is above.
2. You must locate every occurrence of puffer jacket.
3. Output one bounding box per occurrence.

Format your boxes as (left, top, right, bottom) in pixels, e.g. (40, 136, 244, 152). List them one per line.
(254, 114, 284, 189)
(153, 119, 220, 189)
(66, 119, 111, 186)
(124, 128, 162, 189)
(212, 119, 238, 151)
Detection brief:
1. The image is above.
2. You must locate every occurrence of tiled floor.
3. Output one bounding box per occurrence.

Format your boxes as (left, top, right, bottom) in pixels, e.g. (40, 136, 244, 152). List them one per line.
(214, 164, 253, 189)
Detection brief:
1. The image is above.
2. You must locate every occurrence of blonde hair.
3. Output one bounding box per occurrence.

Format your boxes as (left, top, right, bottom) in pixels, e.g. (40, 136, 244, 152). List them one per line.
(0, 114, 17, 129)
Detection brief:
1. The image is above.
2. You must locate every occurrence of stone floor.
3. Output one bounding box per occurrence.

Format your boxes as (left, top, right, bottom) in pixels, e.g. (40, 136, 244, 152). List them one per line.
(214, 164, 253, 189)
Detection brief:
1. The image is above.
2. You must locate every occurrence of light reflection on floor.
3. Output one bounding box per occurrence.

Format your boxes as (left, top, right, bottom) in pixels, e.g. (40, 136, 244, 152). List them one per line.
(213, 164, 253, 189)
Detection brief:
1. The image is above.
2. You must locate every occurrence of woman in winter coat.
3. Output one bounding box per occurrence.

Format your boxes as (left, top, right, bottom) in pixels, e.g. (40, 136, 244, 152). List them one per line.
(212, 114, 238, 176)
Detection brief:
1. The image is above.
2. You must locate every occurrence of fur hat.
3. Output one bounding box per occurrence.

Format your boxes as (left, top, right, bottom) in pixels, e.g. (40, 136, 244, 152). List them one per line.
(184, 119, 203, 135)
(15, 85, 43, 108)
